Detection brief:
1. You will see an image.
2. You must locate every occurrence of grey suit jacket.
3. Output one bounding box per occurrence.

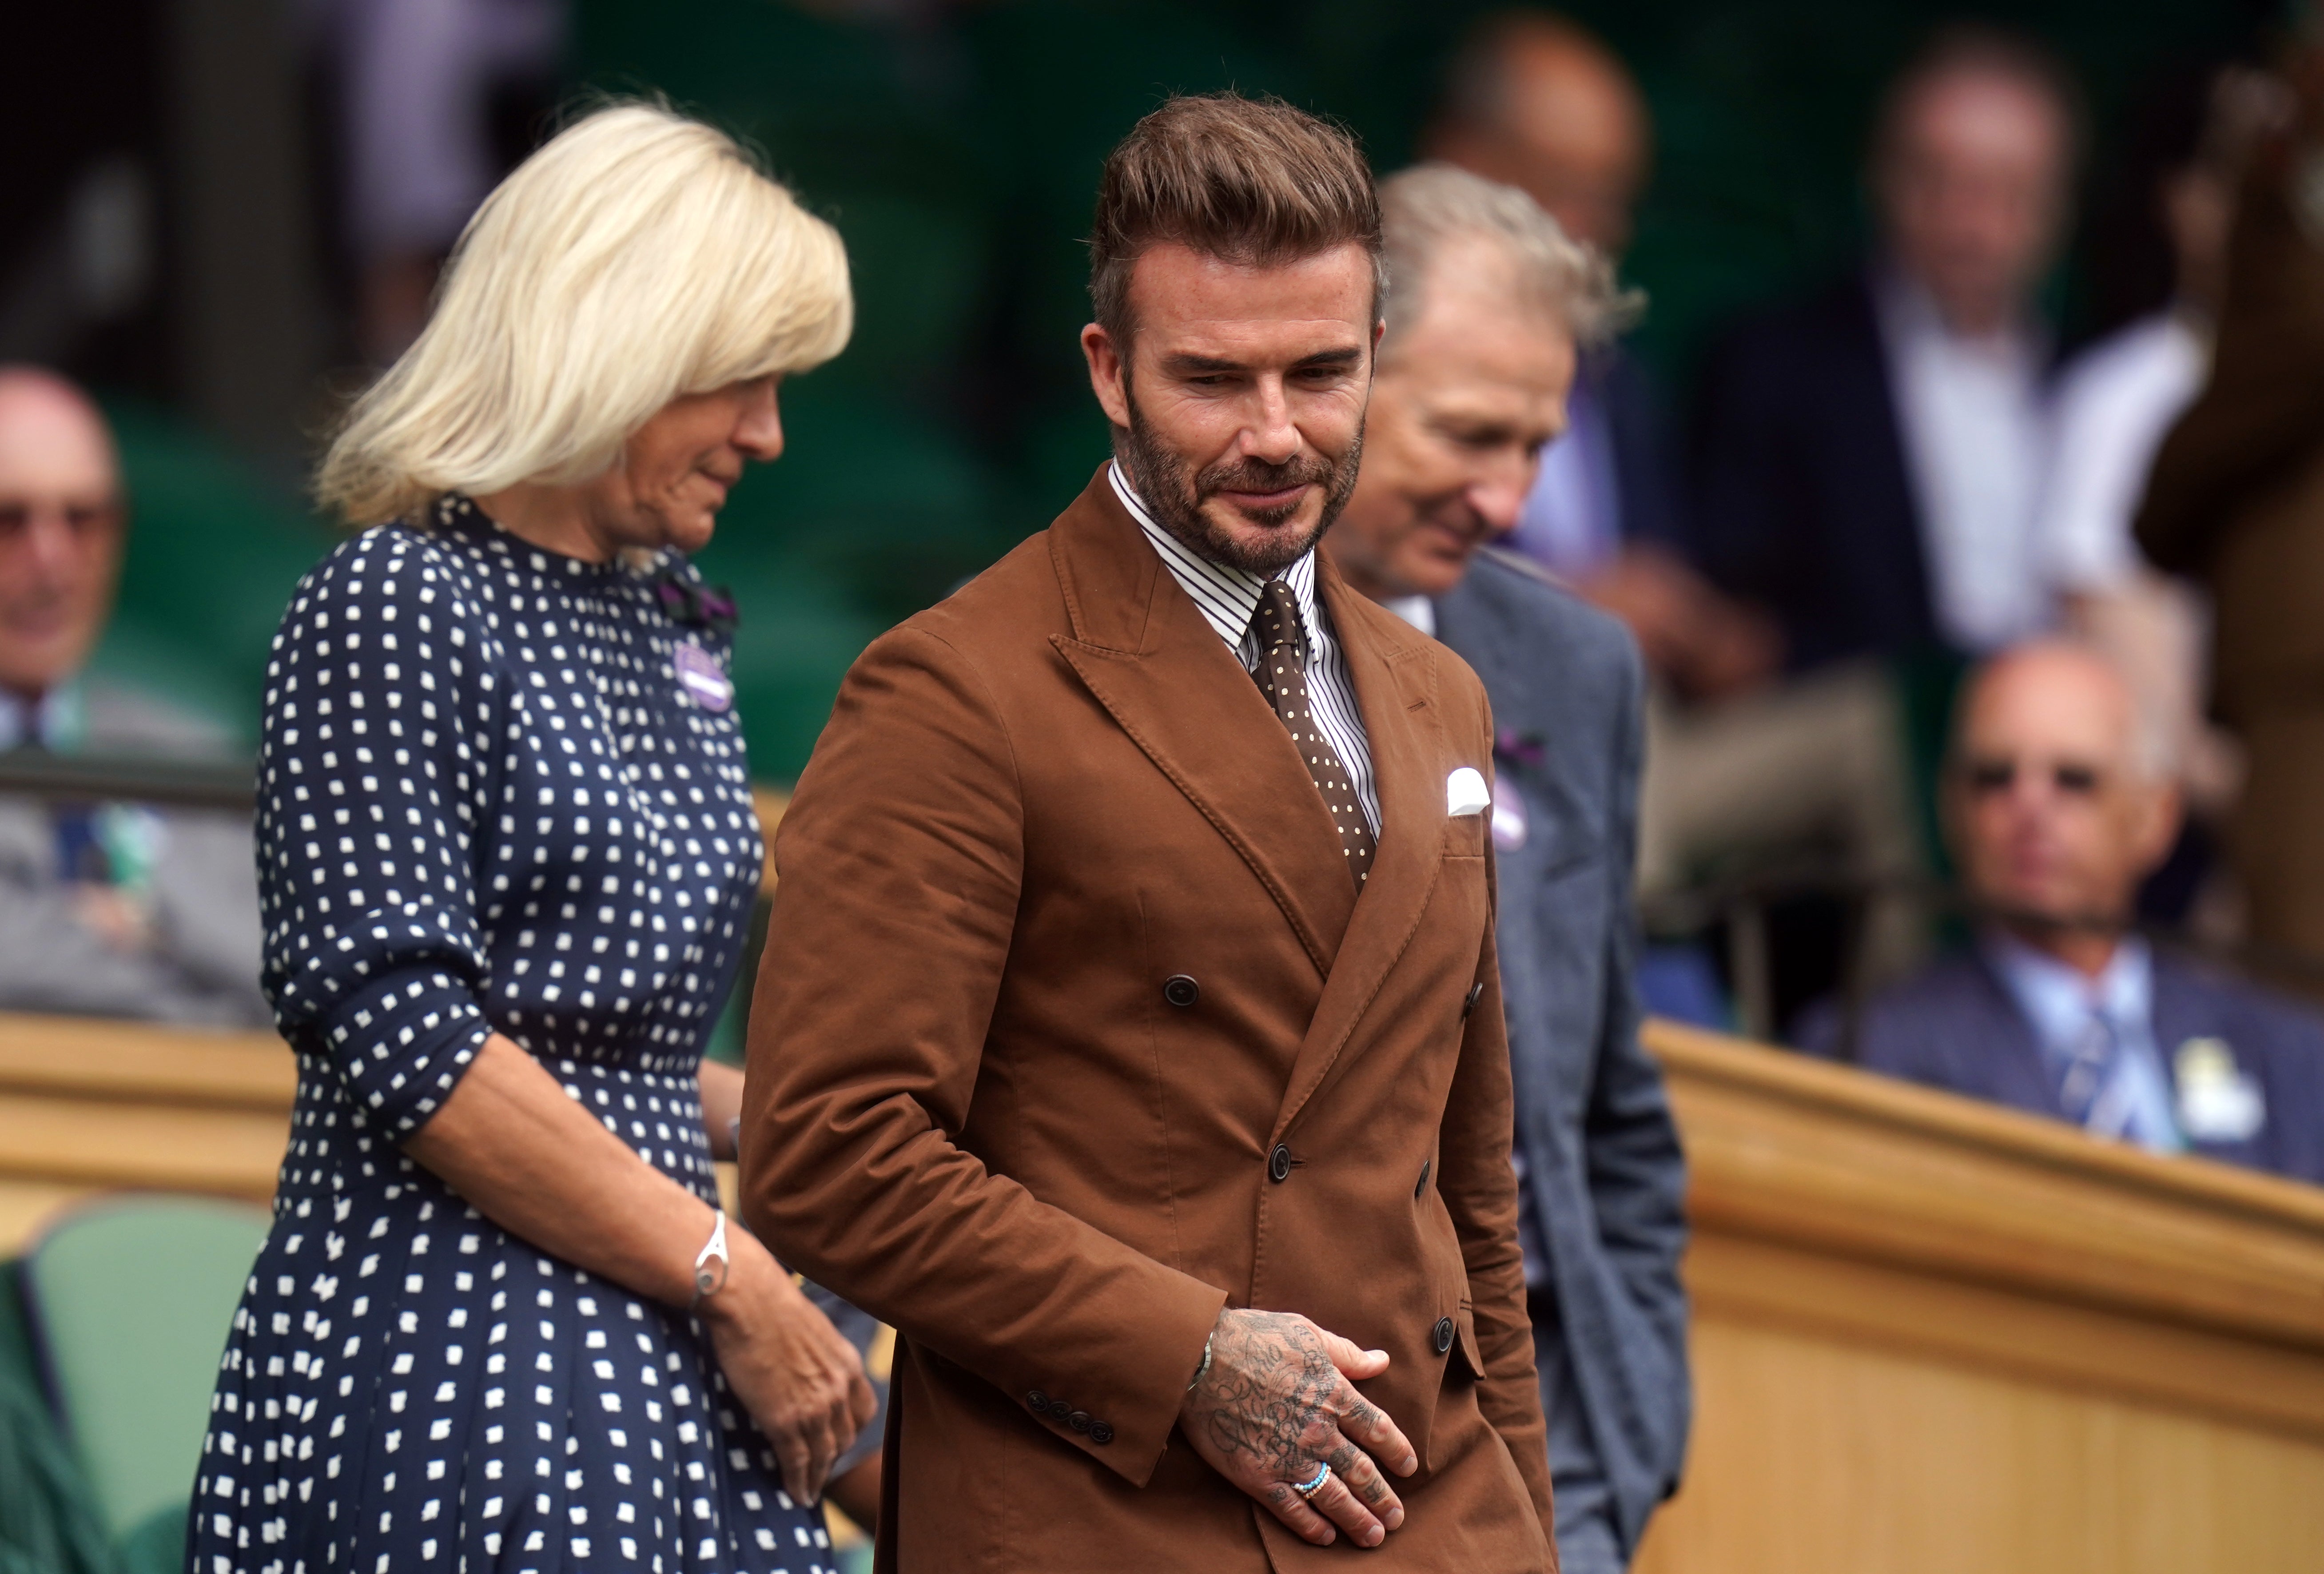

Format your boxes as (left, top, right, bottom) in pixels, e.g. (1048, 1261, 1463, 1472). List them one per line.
(0, 680, 268, 1028)
(1432, 549, 1691, 1556)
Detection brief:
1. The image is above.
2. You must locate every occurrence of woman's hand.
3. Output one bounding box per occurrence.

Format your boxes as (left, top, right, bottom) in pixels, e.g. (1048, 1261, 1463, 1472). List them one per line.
(702, 1236, 879, 1506)
(403, 1036, 878, 1504)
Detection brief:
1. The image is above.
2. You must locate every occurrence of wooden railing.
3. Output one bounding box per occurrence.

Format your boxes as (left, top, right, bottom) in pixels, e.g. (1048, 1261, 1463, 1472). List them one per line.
(0, 1014, 290, 1247)
(1634, 1018, 2324, 1574)
(3, 1006, 2321, 1567)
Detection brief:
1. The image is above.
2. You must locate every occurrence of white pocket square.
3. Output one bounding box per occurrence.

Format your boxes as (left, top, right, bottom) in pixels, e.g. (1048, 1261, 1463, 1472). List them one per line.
(1447, 766, 1491, 818)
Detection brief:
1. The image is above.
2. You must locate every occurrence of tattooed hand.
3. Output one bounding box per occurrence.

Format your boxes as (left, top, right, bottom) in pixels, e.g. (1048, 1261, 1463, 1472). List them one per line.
(1179, 1308, 1419, 1548)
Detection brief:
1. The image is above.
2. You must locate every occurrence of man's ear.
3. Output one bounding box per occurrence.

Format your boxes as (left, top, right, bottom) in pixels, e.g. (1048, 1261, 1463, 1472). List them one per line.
(1082, 323, 1132, 429)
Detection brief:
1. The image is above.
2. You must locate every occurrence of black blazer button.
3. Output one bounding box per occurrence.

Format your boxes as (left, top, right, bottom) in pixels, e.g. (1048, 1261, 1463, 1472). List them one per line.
(1268, 1143, 1293, 1183)
(1164, 974, 1200, 1008)
(1026, 1389, 1050, 1413)
(1089, 1420, 1115, 1445)
(1463, 982, 1485, 1018)
(1415, 1160, 1431, 1198)
(1433, 1316, 1455, 1355)
(1068, 1410, 1092, 1433)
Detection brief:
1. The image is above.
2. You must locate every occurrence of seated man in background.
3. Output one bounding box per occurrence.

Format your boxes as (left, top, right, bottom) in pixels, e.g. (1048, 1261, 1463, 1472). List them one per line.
(0, 366, 268, 1026)
(1801, 642, 2324, 1183)
(1321, 163, 1688, 1574)
(1694, 27, 2076, 672)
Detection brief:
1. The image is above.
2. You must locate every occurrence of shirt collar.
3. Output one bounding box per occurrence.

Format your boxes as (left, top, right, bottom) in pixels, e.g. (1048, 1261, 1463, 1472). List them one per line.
(1986, 929, 2153, 1051)
(0, 682, 81, 752)
(1873, 263, 2044, 364)
(1110, 461, 1324, 656)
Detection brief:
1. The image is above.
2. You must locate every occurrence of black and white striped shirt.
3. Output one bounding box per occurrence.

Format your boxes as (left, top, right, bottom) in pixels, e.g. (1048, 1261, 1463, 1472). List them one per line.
(1110, 462, 1381, 835)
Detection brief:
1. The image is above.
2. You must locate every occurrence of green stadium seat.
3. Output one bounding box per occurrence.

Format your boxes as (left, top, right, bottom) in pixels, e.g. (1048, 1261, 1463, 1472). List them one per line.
(21, 1196, 272, 1567)
(0, 1261, 115, 1574)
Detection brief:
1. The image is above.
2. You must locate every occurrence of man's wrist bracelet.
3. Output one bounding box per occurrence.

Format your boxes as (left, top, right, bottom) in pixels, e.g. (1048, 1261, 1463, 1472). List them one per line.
(1186, 1332, 1214, 1393)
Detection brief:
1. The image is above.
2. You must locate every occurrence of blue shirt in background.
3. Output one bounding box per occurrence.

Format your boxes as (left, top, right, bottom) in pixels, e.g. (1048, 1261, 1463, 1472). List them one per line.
(1984, 932, 2182, 1154)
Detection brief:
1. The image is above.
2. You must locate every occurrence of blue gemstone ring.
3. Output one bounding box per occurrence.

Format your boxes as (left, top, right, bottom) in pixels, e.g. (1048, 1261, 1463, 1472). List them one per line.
(1291, 1463, 1332, 1499)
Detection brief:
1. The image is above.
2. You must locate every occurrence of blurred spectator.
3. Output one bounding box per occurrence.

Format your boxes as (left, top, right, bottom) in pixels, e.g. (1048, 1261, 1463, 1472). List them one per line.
(1322, 163, 1689, 1574)
(0, 367, 267, 1027)
(308, 0, 566, 362)
(2136, 36, 2324, 982)
(1431, 12, 1922, 996)
(1426, 8, 1776, 700)
(2046, 66, 2272, 836)
(1802, 643, 2324, 1184)
(1693, 28, 2078, 669)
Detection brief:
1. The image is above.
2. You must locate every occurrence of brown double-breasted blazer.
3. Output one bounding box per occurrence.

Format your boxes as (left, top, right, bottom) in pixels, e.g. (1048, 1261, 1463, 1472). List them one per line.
(740, 469, 1554, 1571)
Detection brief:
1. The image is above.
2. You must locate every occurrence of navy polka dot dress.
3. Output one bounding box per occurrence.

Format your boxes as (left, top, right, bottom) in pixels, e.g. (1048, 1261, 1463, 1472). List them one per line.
(193, 497, 834, 1574)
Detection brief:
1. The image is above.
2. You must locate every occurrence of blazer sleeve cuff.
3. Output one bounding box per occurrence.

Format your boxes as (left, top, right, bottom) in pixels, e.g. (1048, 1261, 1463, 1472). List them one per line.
(1005, 1272, 1228, 1487)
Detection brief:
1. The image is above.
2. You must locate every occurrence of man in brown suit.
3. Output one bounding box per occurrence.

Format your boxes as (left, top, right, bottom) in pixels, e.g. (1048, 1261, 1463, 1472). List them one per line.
(741, 95, 1555, 1570)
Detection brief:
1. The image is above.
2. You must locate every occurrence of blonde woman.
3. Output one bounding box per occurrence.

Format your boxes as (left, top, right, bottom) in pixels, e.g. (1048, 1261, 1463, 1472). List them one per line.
(196, 103, 869, 1574)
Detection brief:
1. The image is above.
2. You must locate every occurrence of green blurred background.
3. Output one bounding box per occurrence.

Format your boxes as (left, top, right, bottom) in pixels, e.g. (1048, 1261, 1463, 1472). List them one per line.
(96, 0, 2273, 783)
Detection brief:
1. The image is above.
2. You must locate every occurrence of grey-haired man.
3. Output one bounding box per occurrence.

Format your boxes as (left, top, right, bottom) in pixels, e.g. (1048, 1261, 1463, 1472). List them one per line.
(1322, 164, 1691, 1574)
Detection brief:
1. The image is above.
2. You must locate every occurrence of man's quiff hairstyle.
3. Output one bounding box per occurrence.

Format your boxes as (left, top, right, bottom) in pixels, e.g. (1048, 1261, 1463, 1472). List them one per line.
(1379, 164, 1640, 350)
(318, 101, 852, 525)
(1089, 93, 1385, 344)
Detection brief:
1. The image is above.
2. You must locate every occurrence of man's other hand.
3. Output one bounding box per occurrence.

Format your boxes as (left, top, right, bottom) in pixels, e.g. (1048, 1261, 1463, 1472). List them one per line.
(1179, 1308, 1420, 1548)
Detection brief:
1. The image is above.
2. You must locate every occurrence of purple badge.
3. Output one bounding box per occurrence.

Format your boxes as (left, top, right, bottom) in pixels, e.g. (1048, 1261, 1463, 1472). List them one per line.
(674, 641, 733, 712)
(1491, 792, 1528, 853)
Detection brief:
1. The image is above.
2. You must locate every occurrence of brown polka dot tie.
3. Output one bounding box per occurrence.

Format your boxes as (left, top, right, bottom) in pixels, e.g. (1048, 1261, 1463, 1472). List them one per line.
(1252, 578, 1375, 888)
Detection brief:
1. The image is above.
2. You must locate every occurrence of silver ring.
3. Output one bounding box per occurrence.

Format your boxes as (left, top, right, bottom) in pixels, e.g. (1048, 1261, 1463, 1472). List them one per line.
(1290, 1463, 1331, 1499)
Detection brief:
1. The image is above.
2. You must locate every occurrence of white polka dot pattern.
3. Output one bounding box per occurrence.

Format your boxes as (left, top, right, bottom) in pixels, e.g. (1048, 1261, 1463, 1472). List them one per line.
(193, 497, 832, 1574)
(1252, 579, 1376, 886)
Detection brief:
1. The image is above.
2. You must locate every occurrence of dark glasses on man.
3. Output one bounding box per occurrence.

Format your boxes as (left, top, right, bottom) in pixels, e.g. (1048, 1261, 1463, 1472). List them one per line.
(1962, 757, 2103, 797)
(0, 499, 123, 537)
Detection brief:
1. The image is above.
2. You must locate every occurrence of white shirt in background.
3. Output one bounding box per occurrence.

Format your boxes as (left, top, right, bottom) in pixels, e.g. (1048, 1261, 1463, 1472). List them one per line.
(1382, 594, 1434, 636)
(1877, 274, 2053, 652)
(0, 686, 72, 752)
(2039, 312, 2209, 593)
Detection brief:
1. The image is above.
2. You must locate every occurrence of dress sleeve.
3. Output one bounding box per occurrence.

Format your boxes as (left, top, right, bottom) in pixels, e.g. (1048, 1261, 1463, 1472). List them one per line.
(255, 527, 503, 1139)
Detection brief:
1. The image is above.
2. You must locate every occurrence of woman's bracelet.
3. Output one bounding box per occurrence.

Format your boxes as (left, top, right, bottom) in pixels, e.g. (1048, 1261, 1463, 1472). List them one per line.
(689, 1208, 731, 1311)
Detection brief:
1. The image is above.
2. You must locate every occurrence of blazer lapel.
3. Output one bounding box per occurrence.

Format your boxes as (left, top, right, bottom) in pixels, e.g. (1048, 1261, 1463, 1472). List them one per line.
(1271, 562, 1456, 1141)
(1047, 470, 1358, 974)
(1968, 951, 2070, 1118)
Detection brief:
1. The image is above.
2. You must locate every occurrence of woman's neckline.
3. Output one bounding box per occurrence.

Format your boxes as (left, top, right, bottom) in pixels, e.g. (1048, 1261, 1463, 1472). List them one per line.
(440, 495, 660, 578)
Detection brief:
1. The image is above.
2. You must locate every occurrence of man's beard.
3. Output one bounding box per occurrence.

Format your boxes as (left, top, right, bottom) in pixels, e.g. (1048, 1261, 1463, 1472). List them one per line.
(1119, 388, 1365, 577)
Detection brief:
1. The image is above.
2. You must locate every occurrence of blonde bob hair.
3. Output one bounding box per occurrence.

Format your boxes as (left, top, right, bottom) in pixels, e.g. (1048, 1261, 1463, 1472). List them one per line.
(318, 102, 852, 525)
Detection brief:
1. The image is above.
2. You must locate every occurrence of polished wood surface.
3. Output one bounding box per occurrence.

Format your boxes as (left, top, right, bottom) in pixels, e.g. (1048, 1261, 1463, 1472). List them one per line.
(0, 1013, 291, 1246)
(1633, 1018, 2324, 1574)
